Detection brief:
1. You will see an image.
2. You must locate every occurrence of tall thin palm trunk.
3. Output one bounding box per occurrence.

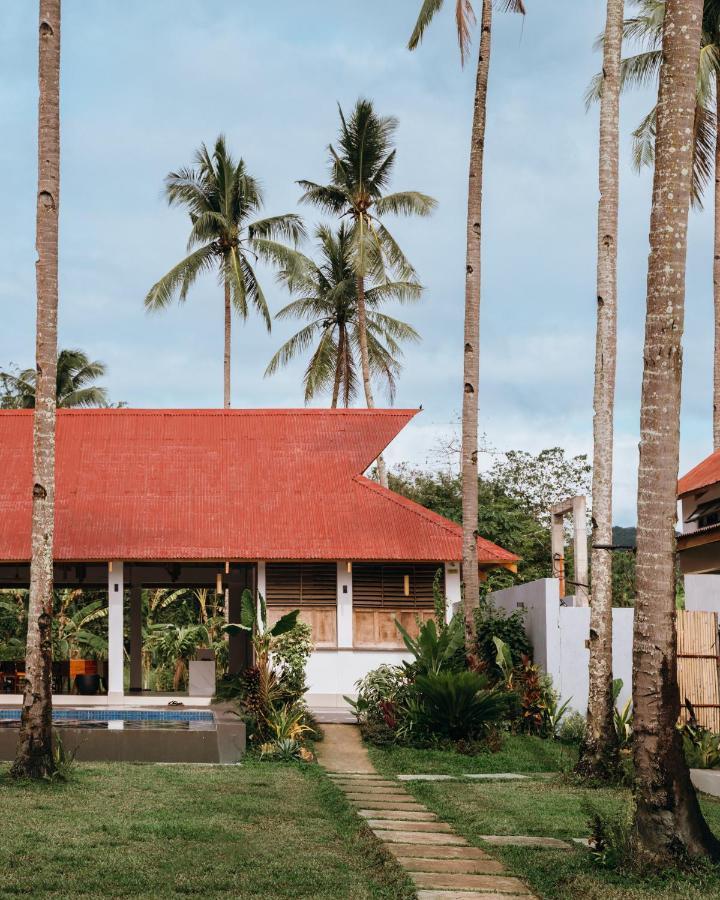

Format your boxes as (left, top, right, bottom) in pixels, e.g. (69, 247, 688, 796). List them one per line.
(632, 0, 720, 863)
(356, 273, 389, 486)
(578, 0, 623, 781)
(12, 0, 61, 780)
(332, 324, 346, 408)
(461, 0, 491, 645)
(224, 271, 231, 409)
(714, 77, 720, 451)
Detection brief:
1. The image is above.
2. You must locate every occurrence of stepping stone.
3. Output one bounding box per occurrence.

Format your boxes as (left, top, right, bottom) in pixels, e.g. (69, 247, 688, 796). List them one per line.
(396, 857, 505, 875)
(333, 780, 398, 789)
(327, 772, 386, 779)
(358, 809, 438, 821)
(397, 774, 456, 781)
(371, 829, 468, 846)
(386, 844, 490, 860)
(365, 819, 454, 833)
(464, 773, 529, 780)
(480, 835, 572, 849)
(417, 892, 534, 900)
(346, 795, 425, 807)
(572, 837, 591, 847)
(348, 799, 428, 812)
(342, 788, 409, 797)
(412, 873, 533, 894)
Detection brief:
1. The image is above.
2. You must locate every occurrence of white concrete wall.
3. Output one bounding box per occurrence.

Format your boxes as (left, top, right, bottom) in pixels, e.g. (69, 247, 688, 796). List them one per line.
(488, 578, 633, 714)
(306, 650, 410, 707)
(685, 574, 720, 614)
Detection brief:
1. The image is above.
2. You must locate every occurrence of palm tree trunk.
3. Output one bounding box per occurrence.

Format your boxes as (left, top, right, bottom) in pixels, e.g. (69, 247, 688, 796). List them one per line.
(224, 273, 231, 409)
(332, 325, 345, 408)
(356, 273, 388, 487)
(632, 0, 720, 864)
(577, 0, 622, 781)
(714, 78, 720, 451)
(12, 0, 61, 781)
(461, 0, 491, 647)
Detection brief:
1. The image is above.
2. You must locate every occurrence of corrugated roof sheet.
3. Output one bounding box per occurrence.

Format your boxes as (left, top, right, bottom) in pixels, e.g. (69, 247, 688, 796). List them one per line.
(0, 409, 517, 565)
(678, 449, 720, 497)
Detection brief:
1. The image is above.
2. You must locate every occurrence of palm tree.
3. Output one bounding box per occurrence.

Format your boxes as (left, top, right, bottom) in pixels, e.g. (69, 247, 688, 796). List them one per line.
(12, 0, 61, 780)
(587, 0, 720, 446)
(265, 224, 421, 406)
(632, 0, 720, 863)
(0, 348, 109, 409)
(576, 0, 624, 782)
(145, 136, 305, 408)
(298, 99, 436, 485)
(408, 0, 525, 646)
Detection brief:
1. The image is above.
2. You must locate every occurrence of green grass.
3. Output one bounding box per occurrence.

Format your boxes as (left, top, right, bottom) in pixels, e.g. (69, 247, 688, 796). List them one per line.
(0, 760, 414, 899)
(368, 734, 577, 776)
(375, 742, 720, 899)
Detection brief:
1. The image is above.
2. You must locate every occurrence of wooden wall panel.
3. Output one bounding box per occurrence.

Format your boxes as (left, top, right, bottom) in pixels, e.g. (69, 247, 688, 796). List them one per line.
(267, 605, 337, 649)
(353, 609, 435, 649)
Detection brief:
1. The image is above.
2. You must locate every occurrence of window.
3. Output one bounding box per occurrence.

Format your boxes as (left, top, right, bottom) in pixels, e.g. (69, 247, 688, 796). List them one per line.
(686, 498, 720, 530)
(352, 563, 440, 610)
(265, 563, 336, 607)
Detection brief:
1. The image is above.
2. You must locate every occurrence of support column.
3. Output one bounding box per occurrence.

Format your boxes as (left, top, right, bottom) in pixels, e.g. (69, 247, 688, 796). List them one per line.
(337, 561, 353, 648)
(444, 562, 461, 623)
(108, 561, 124, 698)
(256, 561, 266, 601)
(129, 584, 142, 692)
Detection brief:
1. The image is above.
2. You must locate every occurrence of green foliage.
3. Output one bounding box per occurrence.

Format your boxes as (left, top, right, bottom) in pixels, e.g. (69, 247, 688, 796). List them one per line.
(389, 447, 591, 592)
(586, 803, 633, 870)
(612, 679, 633, 749)
(408, 671, 514, 742)
(272, 621, 313, 702)
(474, 603, 532, 678)
(265, 223, 421, 406)
(557, 711, 588, 744)
(348, 665, 412, 745)
(395, 614, 465, 677)
(492, 636, 515, 687)
(0, 348, 110, 409)
(679, 703, 720, 769)
(146, 135, 304, 329)
(51, 730, 78, 782)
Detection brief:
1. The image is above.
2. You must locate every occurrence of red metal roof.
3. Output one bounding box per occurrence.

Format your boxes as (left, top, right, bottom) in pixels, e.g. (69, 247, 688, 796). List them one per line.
(0, 409, 517, 565)
(678, 449, 720, 497)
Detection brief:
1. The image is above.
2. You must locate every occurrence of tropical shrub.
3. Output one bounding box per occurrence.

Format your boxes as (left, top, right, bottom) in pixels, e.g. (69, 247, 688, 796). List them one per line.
(679, 702, 720, 769)
(396, 614, 465, 677)
(474, 603, 532, 678)
(348, 665, 412, 745)
(272, 621, 313, 702)
(612, 679, 633, 750)
(407, 671, 514, 742)
(557, 711, 587, 744)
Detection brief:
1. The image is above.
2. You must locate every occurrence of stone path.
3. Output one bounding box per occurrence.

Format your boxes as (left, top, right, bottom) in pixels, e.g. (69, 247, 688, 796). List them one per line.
(318, 725, 537, 899)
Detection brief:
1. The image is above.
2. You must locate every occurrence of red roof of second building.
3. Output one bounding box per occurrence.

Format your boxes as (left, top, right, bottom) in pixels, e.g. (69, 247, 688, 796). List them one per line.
(678, 449, 720, 497)
(0, 408, 518, 565)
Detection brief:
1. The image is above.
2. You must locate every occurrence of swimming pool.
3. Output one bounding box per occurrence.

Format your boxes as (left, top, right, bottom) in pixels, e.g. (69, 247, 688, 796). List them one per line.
(0, 708, 216, 731)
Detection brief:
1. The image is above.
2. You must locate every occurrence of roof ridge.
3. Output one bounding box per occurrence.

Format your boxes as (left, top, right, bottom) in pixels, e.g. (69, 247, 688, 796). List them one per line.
(0, 408, 420, 417)
(351, 475, 518, 562)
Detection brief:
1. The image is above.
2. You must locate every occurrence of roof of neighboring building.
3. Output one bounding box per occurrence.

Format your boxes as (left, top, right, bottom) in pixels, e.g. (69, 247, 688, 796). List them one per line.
(678, 449, 720, 498)
(0, 409, 518, 565)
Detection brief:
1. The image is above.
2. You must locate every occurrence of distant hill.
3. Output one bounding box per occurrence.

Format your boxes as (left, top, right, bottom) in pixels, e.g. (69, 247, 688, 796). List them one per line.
(612, 526, 637, 548)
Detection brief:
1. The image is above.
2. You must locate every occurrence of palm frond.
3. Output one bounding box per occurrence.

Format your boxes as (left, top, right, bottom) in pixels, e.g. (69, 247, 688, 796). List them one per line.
(374, 190, 438, 217)
(365, 280, 424, 304)
(264, 321, 324, 376)
(249, 213, 306, 244)
(297, 181, 349, 214)
(145, 244, 217, 310)
(408, 0, 445, 52)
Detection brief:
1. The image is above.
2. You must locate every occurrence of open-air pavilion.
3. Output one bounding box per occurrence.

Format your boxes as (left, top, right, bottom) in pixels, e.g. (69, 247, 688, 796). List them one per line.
(0, 407, 518, 705)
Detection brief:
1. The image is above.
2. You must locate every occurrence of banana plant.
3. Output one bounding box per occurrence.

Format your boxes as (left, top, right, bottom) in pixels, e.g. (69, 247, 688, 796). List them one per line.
(395, 614, 465, 677)
(224, 589, 300, 660)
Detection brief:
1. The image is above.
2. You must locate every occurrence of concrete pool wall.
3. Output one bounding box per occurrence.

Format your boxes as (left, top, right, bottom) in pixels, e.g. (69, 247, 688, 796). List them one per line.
(0, 704, 246, 764)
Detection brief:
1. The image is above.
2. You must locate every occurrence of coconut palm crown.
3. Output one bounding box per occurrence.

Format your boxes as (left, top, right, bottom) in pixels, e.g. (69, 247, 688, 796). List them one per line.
(586, 0, 720, 207)
(409, 0, 526, 67)
(298, 100, 436, 289)
(265, 224, 421, 406)
(0, 348, 109, 409)
(145, 135, 305, 406)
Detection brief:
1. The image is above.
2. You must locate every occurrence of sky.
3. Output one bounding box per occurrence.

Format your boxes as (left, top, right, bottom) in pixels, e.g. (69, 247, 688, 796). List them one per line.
(0, 1, 713, 526)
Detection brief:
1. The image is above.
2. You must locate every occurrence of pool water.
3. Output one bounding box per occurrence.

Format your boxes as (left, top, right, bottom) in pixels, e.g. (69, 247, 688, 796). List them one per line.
(0, 708, 216, 731)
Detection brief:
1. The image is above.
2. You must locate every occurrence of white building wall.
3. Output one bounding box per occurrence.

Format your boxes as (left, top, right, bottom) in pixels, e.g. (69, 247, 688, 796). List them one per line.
(685, 574, 720, 614)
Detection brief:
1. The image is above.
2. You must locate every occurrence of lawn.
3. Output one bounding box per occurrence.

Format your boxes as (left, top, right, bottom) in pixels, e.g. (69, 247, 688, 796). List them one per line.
(0, 760, 414, 899)
(368, 733, 578, 776)
(373, 739, 720, 899)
